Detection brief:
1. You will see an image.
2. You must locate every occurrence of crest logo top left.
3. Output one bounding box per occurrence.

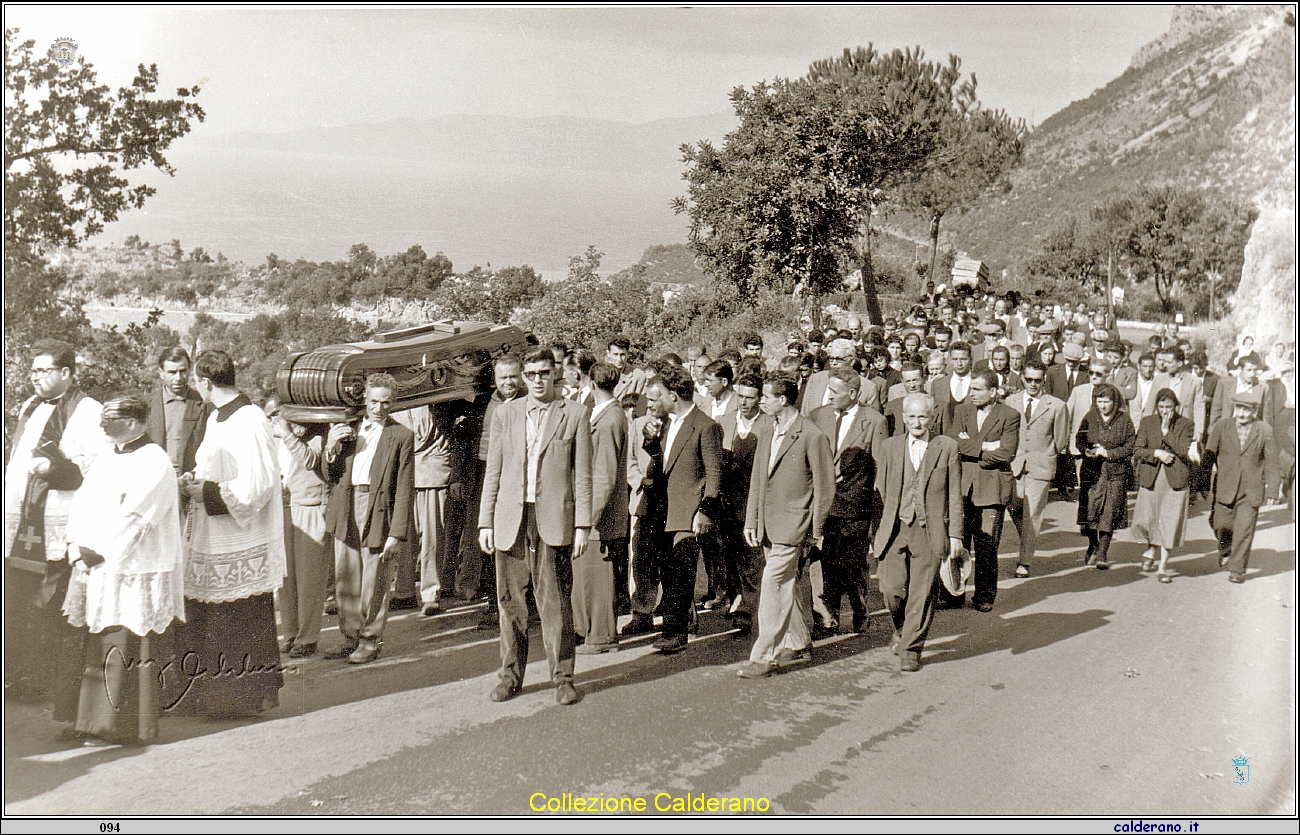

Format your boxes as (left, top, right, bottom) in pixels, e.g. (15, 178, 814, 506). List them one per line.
(51, 37, 78, 67)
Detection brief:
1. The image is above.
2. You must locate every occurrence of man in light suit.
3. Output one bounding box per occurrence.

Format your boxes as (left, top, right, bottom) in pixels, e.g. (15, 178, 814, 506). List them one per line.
(738, 372, 835, 679)
(635, 363, 724, 655)
(809, 366, 887, 634)
(1128, 352, 1172, 423)
(945, 369, 1020, 611)
(800, 339, 881, 416)
(322, 373, 415, 664)
(146, 346, 212, 477)
(1005, 359, 1069, 577)
(478, 348, 592, 705)
(874, 393, 962, 672)
(572, 362, 627, 654)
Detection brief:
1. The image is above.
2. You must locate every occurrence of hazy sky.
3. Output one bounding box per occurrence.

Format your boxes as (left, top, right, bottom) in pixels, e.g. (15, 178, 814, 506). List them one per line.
(8, 5, 1173, 134)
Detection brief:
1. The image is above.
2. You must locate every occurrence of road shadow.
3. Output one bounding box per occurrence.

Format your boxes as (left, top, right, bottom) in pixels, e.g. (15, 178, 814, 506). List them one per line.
(923, 608, 1115, 665)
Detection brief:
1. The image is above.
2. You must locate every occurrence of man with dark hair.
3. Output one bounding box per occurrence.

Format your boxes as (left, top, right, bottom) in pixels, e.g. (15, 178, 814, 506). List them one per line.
(697, 358, 737, 608)
(885, 361, 930, 436)
(4, 339, 104, 702)
(740, 333, 765, 361)
(1005, 359, 1069, 577)
(1210, 352, 1277, 429)
(572, 361, 627, 654)
(147, 346, 212, 477)
(1129, 352, 1172, 422)
(392, 397, 462, 617)
(714, 373, 768, 635)
(170, 349, 286, 714)
(58, 394, 185, 744)
(461, 354, 523, 625)
(738, 372, 834, 678)
(629, 363, 724, 654)
(809, 365, 887, 634)
(607, 336, 647, 418)
(321, 373, 415, 663)
(930, 341, 974, 434)
(944, 368, 1020, 611)
(1189, 350, 1219, 498)
(479, 348, 592, 704)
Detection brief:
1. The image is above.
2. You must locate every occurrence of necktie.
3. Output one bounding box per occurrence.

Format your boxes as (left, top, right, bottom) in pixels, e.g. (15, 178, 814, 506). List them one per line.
(1025, 397, 1034, 424)
(834, 410, 845, 450)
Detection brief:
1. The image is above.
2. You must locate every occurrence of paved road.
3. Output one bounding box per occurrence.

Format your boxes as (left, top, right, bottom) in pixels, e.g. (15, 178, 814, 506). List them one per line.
(5, 497, 1294, 817)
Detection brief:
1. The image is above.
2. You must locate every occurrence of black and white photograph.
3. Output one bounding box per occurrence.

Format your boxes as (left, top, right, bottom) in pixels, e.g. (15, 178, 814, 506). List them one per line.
(3, 4, 1296, 825)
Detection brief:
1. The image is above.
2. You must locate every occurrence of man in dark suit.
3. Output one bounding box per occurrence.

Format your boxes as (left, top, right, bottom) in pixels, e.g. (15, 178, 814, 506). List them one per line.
(809, 366, 887, 634)
(929, 342, 974, 435)
(1205, 390, 1279, 584)
(1047, 342, 1088, 402)
(572, 362, 627, 654)
(945, 369, 1020, 612)
(478, 348, 592, 704)
(738, 372, 834, 678)
(322, 373, 415, 664)
(635, 363, 724, 655)
(146, 346, 212, 476)
(874, 393, 962, 672)
(715, 374, 768, 636)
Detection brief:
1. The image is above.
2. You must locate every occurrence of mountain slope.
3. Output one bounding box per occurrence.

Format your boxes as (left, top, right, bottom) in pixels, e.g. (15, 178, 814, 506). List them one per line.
(942, 4, 1295, 273)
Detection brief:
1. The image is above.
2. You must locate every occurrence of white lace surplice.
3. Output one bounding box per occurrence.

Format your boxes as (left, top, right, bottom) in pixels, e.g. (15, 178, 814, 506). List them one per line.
(185, 403, 286, 603)
(62, 442, 186, 636)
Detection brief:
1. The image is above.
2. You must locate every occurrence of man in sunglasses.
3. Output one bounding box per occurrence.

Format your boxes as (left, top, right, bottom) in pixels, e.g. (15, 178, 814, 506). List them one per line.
(1005, 360, 1069, 577)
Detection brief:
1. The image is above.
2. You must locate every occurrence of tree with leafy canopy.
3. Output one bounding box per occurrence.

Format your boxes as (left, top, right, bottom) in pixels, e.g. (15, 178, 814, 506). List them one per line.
(4, 27, 204, 438)
(1026, 185, 1252, 318)
(4, 27, 205, 253)
(676, 45, 985, 324)
(892, 86, 1026, 285)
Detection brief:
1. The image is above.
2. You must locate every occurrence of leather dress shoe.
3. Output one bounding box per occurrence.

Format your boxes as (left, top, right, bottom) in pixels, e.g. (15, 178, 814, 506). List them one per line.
(851, 615, 868, 634)
(776, 646, 812, 665)
(279, 639, 296, 654)
(422, 603, 442, 617)
(736, 661, 775, 679)
(555, 682, 580, 705)
(1014, 564, 1030, 578)
(620, 615, 656, 637)
(323, 597, 338, 616)
(973, 601, 994, 613)
(1219, 555, 1231, 568)
(347, 641, 382, 664)
(490, 682, 520, 703)
(389, 596, 419, 611)
(899, 657, 920, 672)
(1228, 572, 1245, 584)
(323, 642, 359, 660)
(653, 635, 687, 654)
(576, 642, 617, 655)
(732, 619, 753, 637)
(288, 642, 317, 658)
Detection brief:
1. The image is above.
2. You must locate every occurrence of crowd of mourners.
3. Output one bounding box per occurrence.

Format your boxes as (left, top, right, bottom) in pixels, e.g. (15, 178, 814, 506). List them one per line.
(5, 287, 1295, 745)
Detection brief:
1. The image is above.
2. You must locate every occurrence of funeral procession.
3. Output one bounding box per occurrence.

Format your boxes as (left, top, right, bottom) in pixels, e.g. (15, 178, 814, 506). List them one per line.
(2, 5, 1296, 825)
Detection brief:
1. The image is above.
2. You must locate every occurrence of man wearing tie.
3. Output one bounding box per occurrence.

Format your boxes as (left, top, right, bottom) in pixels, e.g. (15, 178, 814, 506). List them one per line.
(1005, 360, 1069, 577)
(930, 342, 974, 434)
(637, 363, 724, 655)
(809, 367, 887, 634)
(874, 393, 962, 672)
(1129, 352, 1172, 422)
(478, 348, 592, 704)
(738, 373, 834, 679)
(945, 369, 1020, 611)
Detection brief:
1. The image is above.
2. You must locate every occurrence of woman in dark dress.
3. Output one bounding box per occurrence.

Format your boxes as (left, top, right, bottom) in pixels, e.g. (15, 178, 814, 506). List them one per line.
(1076, 382, 1136, 569)
(1131, 389, 1194, 583)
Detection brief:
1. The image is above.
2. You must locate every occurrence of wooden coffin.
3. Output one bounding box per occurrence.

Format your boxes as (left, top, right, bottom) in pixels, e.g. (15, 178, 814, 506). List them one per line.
(276, 319, 528, 423)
